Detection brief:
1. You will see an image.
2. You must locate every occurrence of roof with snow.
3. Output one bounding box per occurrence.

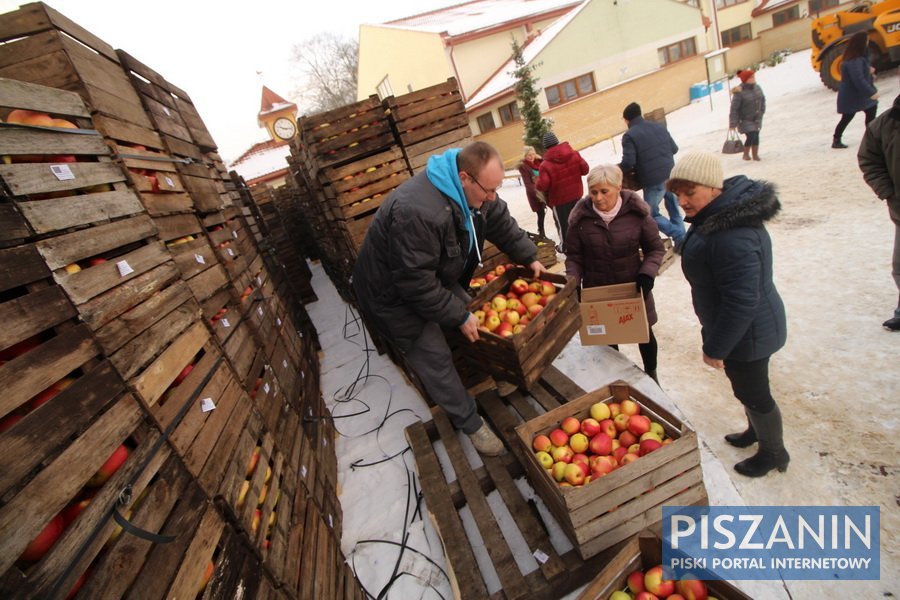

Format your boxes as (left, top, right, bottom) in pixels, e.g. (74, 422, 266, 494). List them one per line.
(465, 0, 587, 110)
(379, 0, 581, 37)
(229, 138, 291, 183)
(259, 86, 297, 118)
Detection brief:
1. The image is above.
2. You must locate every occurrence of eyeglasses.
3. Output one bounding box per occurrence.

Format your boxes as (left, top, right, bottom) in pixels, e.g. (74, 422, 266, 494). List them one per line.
(466, 172, 503, 195)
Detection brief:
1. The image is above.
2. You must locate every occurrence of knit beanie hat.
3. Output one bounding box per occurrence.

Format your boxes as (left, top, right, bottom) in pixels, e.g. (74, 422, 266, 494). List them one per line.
(669, 151, 723, 189)
(542, 131, 559, 149)
(738, 69, 755, 84)
(622, 102, 642, 121)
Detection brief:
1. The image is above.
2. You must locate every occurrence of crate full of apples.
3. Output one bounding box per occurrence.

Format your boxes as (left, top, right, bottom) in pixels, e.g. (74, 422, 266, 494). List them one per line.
(576, 533, 753, 600)
(514, 381, 706, 560)
(460, 265, 580, 389)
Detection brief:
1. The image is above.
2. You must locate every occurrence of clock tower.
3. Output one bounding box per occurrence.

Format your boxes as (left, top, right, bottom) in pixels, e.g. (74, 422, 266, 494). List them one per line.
(258, 86, 298, 141)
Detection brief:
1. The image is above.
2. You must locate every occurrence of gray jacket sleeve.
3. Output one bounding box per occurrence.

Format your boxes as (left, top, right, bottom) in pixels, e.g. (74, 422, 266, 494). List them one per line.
(482, 197, 538, 265)
(858, 118, 895, 201)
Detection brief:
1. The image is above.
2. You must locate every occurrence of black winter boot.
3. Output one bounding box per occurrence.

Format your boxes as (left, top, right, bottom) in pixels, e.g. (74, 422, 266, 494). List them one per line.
(724, 410, 757, 448)
(734, 405, 790, 477)
(832, 136, 848, 149)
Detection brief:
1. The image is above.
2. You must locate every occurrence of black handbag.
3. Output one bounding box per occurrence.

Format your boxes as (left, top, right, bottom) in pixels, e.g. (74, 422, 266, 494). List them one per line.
(722, 129, 744, 155)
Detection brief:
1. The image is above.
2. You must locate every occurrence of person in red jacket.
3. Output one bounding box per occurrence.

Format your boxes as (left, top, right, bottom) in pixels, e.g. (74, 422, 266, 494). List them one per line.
(535, 131, 589, 253)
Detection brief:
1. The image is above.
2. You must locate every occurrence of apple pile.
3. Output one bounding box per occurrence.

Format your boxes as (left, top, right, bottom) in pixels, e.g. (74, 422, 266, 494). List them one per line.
(469, 263, 515, 290)
(608, 565, 712, 600)
(472, 274, 558, 338)
(237, 446, 279, 549)
(3, 109, 79, 165)
(531, 399, 671, 487)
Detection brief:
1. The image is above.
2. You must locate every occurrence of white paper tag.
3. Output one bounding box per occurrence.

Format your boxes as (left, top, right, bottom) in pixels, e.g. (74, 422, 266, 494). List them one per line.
(50, 164, 75, 181)
(282, 359, 288, 369)
(300, 371, 304, 379)
(162, 106, 171, 116)
(533, 549, 549, 564)
(299, 332, 303, 338)
(232, 230, 238, 239)
(301, 465, 308, 478)
(200, 397, 216, 412)
(256, 276, 262, 286)
(164, 176, 174, 187)
(116, 260, 134, 277)
(322, 438, 328, 447)
(194, 253, 205, 264)
(221, 318, 230, 328)
(276, 318, 282, 327)
(257, 306, 264, 317)
(227, 248, 235, 257)
(263, 382, 270, 394)
(328, 514, 334, 528)
(586, 324, 607, 336)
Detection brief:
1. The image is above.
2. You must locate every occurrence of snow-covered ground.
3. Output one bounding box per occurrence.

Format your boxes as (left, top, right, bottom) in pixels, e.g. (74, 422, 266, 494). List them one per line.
(307, 50, 898, 600)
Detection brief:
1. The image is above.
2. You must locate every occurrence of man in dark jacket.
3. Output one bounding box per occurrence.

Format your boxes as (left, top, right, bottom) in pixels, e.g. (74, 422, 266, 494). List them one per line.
(535, 131, 589, 253)
(619, 102, 686, 247)
(858, 92, 900, 331)
(352, 142, 545, 455)
(669, 151, 789, 478)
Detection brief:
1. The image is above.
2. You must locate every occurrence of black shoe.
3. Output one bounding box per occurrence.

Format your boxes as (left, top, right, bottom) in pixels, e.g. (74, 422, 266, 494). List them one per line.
(883, 316, 900, 331)
(734, 449, 790, 477)
(832, 138, 848, 149)
(724, 426, 757, 448)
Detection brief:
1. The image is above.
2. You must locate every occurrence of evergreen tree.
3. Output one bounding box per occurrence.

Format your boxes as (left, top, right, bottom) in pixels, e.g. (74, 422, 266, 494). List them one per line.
(510, 38, 551, 153)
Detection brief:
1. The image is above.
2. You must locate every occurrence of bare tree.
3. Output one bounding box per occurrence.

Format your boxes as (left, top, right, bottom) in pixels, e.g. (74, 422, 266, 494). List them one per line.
(291, 33, 359, 114)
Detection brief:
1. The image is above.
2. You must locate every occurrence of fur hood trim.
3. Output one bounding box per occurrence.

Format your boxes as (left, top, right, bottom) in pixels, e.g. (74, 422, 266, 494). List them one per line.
(694, 176, 780, 235)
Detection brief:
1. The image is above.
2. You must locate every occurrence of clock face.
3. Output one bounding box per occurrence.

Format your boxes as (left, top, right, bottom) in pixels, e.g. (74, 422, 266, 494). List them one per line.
(273, 117, 296, 140)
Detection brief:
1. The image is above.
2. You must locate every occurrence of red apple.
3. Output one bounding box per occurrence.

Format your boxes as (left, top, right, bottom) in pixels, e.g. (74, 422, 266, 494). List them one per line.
(527, 304, 543, 318)
(539, 282, 556, 296)
(0, 413, 23, 433)
(503, 310, 520, 326)
(627, 569, 646, 593)
(520, 292, 540, 307)
(588, 432, 613, 456)
(548, 428, 569, 448)
(590, 455, 616, 477)
(608, 402, 621, 417)
(613, 413, 630, 432)
(20, 514, 65, 561)
(532, 434, 552, 453)
(563, 463, 585, 485)
(510, 278, 529, 295)
(618, 430, 638, 449)
(61, 498, 92, 526)
(246, 447, 261, 477)
(491, 295, 508, 311)
(0, 334, 42, 360)
(560, 416, 581, 435)
(484, 314, 501, 331)
(28, 387, 61, 411)
(676, 579, 708, 600)
(628, 414, 651, 437)
(87, 444, 130, 487)
(551, 445, 573, 463)
(668, 595, 687, 600)
(634, 592, 660, 600)
(599, 419, 617, 438)
(485, 272, 496, 282)
(172, 363, 194, 387)
(640, 439, 663, 456)
(613, 446, 628, 463)
(197, 560, 215, 595)
(580, 417, 601, 438)
(644, 565, 675, 597)
(620, 452, 640, 466)
(494, 265, 506, 276)
(496, 322, 514, 338)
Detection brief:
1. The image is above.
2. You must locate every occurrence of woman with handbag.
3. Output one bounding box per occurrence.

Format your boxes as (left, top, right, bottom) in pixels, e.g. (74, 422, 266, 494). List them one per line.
(729, 69, 766, 161)
(517, 146, 546, 237)
(668, 151, 789, 477)
(832, 31, 879, 149)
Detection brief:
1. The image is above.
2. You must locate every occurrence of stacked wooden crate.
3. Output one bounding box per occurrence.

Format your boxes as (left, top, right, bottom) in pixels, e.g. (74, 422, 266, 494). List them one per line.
(385, 78, 473, 173)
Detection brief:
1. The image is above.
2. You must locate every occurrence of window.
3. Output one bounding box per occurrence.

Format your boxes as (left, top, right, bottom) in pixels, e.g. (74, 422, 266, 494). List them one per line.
(715, 0, 746, 7)
(476, 112, 496, 133)
(809, 0, 839, 12)
(658, 37, 697, 66)
(772, 5, 800, 26)
(721, 23, 752, 47)
(544, 73, 595, 108)
(498, 101, 521, 125)
(376, 76, 393, 100)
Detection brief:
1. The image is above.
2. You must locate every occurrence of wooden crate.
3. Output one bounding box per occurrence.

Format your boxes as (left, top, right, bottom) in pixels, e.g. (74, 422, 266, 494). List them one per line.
(457, 266, 580, 389)
(0, 3, 153, 137)
(575, 533, 753, 600)
(404, 406, 628, 600)
(298, 95, 395, 171)
(0, 78, 146, 246)
(319, 146, 410, 220)
(513, 381, 706, 560)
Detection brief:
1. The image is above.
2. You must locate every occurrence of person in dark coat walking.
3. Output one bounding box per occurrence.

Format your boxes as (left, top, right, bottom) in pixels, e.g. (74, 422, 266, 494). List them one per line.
(517, 146, 546, 237)
(535, 131, 589, 252)
(565, 165, 665, 382)
(668, 151, 789, 477)
(858, 92, 900, 331)
(619, 102, 685, 247)
(729, 69, 766, 161)
(352, 142, 545, 456)
(832, 31, 880, 149)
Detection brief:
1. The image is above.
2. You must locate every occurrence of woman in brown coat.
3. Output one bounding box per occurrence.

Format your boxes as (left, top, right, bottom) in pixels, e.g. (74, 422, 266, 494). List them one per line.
(517, 146, 546, 237)
(565, 165, 665, 381)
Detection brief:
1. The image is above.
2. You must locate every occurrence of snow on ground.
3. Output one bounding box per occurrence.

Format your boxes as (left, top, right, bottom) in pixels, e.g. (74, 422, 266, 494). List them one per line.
(306, 50, 898, 600)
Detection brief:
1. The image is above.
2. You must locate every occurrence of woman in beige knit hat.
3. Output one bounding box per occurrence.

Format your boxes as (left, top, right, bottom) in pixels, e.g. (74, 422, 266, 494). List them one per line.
(668, 151, 789, 478)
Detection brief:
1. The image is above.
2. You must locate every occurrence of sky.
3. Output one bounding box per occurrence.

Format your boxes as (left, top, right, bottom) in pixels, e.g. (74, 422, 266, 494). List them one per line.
(0, 0, 458, 162)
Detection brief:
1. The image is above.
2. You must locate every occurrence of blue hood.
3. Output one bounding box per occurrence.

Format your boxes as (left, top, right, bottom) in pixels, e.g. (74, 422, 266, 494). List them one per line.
(426, 148, 474, 253)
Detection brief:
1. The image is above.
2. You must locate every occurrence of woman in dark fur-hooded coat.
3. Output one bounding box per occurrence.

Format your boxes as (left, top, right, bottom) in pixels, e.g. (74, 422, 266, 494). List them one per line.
(668, 151, 789, 479)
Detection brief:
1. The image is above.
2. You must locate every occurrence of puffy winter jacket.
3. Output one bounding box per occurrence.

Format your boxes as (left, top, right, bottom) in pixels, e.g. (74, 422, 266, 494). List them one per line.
(837, 57, 877, 115)
(565, 190, 665, 324)
(518, 158, 544, 212)
(729, 83, 766, 134)
(619, 117, 679, 189)
(858, 93, 900, 204)
(352, 170, 537, 352)
(535, 142, 589, 207)
(680, 175, 787, 361)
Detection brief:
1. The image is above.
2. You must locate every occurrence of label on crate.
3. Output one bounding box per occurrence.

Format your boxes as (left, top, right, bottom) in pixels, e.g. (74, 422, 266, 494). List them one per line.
(328, 514, 334, 528)
(301, 465, 308, 478)
(116, 260, 134, 277)
(50, 163, 75, 181)
(162, 106, 171, 116)
(276, 318, 282, 327)
(200, 397, 216, 412)
(258, 305, 264, 317)
(282, 359, 288, 369)
(256, 276, 262, 286)
(263, 382, 270, 395)
(586, 324, 607, 336)
(533, 549, 549, 564)
(194, 253, 205, 264)
(232, 230, 238, 239)
(221, 318, 230, 328)
(227, 248, 235, 257)
(164, 176, 174, 187)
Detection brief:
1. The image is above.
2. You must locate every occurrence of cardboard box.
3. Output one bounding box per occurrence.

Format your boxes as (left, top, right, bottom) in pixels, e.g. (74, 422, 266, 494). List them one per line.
(579, 283, 649, 345)
(514, 381, 706, 560)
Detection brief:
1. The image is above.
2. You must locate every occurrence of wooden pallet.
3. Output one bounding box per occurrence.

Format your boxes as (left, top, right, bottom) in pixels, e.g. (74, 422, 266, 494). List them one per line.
(405, 404, 627, 600)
